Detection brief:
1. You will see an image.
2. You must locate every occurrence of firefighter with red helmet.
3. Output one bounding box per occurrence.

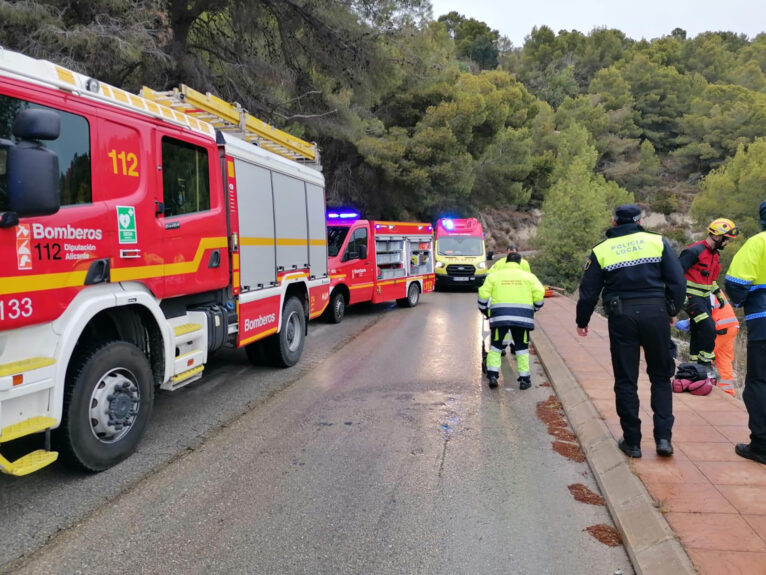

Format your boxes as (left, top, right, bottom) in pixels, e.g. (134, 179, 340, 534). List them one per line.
(679, 218, 739, 375)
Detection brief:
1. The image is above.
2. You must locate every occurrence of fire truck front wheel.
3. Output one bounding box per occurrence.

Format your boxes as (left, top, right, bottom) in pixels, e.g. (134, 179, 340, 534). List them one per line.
(324, 290, 346, 324)
(57, 341, 154, 472)
(266, 296, 306, 368)
(397, 282, 421, 308)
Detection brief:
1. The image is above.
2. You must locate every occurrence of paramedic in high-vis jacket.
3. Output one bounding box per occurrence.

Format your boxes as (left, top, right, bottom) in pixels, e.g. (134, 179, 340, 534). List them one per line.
(478, 252, 545, 390)
(724, 200, 766, 465)
(576, 204, 686, 459)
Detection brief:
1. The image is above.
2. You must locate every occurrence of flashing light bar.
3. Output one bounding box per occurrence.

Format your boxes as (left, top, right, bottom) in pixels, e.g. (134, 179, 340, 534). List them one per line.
(441, 218, 455, 231)
(327, 211, 360, 220)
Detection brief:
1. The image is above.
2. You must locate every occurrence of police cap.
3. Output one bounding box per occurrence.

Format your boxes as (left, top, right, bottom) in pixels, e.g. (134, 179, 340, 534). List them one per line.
(614, 204, 642, 225)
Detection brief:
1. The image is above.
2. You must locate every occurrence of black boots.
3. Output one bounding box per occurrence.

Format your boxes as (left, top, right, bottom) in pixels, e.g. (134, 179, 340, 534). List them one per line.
(736, 443, 766, 464)
(518, 375, 531, 390)
(618, 437, 642, 458)
(487, 374, 499, 389)
(656, 438, 674, 457)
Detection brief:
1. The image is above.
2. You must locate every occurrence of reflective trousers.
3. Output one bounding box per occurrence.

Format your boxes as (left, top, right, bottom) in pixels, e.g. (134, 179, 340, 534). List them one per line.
(607, 300, 675, 445)
(486, 326, 529, 377)
(744, 340, 766, 452)
(714, 327, 738, 396)
(687, 294, 716, 365)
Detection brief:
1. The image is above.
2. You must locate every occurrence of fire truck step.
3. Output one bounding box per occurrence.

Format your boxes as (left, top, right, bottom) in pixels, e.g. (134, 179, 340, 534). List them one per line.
(0, 357, 56, 377)
(165, 365, 205, 391)
(174, 323, 203, 338)
(0, 450, 59, 476)
(0, 416, 57, 443)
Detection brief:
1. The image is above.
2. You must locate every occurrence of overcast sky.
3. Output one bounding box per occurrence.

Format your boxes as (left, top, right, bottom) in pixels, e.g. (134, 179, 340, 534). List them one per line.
(429, 0, 766, 48)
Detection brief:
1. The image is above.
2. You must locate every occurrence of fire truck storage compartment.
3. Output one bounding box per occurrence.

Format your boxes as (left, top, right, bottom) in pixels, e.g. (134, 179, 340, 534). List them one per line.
(235, 160, 277, 290)
(376, 240, 403, 252)
(379, 267, 406, 280)
(273, 171, 309, 272)
(406, 237, 433, 276)
(305, 183, 328, 279)
(376, 252, 401, 265)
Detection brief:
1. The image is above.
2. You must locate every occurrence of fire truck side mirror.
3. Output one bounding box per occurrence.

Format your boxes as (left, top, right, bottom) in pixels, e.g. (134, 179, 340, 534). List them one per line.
(4, 110, 61, 221)
(486, 250, 494, 261)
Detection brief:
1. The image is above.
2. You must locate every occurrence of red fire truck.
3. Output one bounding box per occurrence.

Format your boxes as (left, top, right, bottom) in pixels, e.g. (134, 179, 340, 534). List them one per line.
(0, 49, 330, 475)
(323, 212, 435, 323)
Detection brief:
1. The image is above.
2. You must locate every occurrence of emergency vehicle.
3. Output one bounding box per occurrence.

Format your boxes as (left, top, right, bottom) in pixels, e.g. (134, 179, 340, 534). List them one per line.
(324, 213, 435, 322)
(433, 218, 492, 288)
(0, 49, 330, 475)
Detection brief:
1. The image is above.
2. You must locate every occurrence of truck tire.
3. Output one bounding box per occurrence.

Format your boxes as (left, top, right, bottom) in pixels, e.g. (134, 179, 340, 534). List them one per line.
(324, 290, 346, 324)
(57, 341, 154, 472)
(397, 282, 420, 308)
(265, 296, 306, 368)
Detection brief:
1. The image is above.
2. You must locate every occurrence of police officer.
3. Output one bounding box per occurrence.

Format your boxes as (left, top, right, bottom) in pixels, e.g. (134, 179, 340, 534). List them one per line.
(679, 218, 739, 373)
(576, 204, 686, 458)
(478, 252, 545, 389)
(725, 201, 766, 464)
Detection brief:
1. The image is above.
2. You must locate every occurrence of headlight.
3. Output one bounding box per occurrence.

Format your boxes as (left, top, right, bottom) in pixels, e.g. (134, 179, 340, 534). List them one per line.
(435, 261, 445, 269)
(477, 261, 487, 269)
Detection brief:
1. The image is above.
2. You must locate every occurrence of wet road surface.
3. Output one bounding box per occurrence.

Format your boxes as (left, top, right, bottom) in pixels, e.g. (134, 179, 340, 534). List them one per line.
(4, 293, 632, 574)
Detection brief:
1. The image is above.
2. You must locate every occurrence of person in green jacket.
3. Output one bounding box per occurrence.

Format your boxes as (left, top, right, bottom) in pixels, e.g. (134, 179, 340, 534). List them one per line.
(489, 245, 531, 274)
(478, 252, 545, 390)
(724, 200, 766, 464)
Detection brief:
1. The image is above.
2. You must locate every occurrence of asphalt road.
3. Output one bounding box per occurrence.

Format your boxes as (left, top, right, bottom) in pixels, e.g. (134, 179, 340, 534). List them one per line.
(2, 292, 633, 575)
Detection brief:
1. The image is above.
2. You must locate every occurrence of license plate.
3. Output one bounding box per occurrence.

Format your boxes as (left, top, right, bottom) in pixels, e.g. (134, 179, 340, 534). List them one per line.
(453, 277, 469, 282)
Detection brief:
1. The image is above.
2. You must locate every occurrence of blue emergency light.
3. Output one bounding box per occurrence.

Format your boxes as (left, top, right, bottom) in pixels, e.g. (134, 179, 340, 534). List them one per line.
(327, 211, 360, 220)
(441, 218, 454, 231)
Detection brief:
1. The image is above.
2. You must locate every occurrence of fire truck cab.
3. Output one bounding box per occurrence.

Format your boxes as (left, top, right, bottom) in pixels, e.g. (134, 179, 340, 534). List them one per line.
(324, 213, 435, 323)
(433, 218, 492, 288)
(0, 49, 329, 475)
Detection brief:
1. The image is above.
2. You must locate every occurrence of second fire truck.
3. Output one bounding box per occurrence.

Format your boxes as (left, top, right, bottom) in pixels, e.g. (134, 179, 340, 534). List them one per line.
(324, 212, 435, 323)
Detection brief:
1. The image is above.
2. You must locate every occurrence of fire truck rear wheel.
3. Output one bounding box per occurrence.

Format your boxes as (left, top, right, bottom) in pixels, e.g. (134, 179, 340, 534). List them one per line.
(397, 283, 420, 308)
(58, 341, 154, 472)
(266, 296, 306, 368)
(325, 290, 346, 324)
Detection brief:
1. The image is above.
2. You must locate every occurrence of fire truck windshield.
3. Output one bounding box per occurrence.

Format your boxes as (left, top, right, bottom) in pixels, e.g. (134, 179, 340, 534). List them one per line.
(437, 236, 483, 256)
(327, 226, 351, 257)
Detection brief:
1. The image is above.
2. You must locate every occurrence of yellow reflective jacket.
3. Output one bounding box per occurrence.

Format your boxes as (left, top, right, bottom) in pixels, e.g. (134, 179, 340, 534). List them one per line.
(489, 256, 531, 274)
(725, 231, 766, 341)
(478, 262, 545, 329)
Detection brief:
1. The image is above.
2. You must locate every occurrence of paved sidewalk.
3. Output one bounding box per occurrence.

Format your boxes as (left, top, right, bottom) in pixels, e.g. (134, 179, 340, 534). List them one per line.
(534, 295, 766, 575)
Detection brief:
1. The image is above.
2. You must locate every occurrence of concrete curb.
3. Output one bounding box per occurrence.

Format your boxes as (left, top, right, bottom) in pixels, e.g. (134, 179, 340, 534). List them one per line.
(531, 327, 697, 575)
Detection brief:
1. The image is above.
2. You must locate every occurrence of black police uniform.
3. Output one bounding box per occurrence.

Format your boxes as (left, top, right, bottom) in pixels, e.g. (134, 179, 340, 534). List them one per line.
(576, 206, 686, 448)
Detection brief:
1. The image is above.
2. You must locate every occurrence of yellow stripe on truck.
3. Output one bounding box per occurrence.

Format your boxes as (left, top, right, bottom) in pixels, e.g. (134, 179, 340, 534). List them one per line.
(241, 237, 326, 247)
(111, 237, 228, 282)
(0, 271, 88, 296)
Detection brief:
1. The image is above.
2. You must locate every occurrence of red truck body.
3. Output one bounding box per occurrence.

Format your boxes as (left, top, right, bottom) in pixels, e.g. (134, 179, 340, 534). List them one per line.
(323, 215, 435, 322)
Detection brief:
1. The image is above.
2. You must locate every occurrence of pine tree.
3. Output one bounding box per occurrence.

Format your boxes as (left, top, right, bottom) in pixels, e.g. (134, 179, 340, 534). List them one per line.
(533, 124, 633, 289)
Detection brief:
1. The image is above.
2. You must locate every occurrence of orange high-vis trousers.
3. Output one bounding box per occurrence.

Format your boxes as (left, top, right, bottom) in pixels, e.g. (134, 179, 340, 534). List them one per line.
(714, 327, 738, 396)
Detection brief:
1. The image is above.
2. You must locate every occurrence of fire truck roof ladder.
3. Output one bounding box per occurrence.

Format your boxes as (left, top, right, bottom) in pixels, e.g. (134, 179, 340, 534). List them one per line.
(141, 85, 319, 167)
